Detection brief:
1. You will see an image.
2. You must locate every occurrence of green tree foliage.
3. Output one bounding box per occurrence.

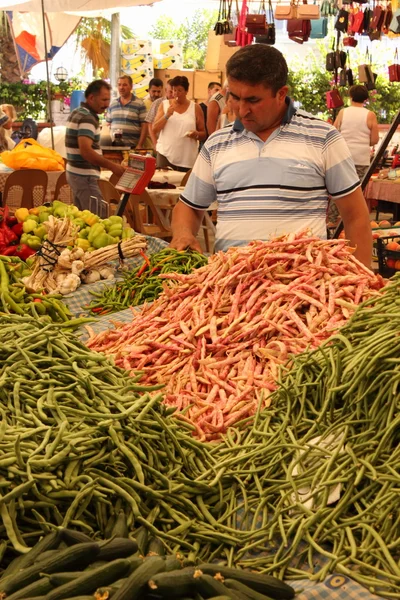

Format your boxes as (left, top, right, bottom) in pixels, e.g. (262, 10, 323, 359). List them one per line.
(149, 9, 218, 69)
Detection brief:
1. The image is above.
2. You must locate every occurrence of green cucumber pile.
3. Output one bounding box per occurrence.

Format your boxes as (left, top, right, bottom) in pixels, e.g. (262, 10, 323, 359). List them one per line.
(0, 528, 294, 600)
(88, 248, 207, 315)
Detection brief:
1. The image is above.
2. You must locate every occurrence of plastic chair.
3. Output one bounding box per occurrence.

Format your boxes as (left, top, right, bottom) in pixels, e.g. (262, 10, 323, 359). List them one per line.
(127, 190, 172, 240)
(180, 169, 192, 186)
(2, 169, 48, 210)
(98, 179, 122, 215)
(53, 171, 72, 205)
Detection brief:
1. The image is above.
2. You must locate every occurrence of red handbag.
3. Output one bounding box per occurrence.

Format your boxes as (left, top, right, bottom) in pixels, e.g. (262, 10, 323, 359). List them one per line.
(287, 18, 311, 42)
(351, 9, 365, 32)
(246, 13, 267, 33)
(343, 35, 358, 45)
(389, 49, 400, 82)
(371, 4, 385, 29)
(235, 0, 254, 46)
(326, 89, 344, 109)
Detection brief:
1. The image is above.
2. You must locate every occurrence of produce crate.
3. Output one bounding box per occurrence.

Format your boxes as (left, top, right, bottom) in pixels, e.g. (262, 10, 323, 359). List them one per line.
(376, 233, 400, 277)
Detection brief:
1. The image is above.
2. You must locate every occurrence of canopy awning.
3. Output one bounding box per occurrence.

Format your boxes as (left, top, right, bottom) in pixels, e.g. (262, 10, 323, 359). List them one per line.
(0, 0, 160, 15)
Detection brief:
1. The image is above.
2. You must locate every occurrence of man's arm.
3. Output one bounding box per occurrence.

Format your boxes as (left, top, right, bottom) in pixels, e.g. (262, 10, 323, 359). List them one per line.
(78, 136, 125, 177)
(149, 123, 158, 147)
(207, 100, 220, 136)
(367, 111, 379, 146)
(170, 200, 204, 252)
(136, 122, 147, 148)
(335, 187, 372, 268)
(333, 110, 343, 131)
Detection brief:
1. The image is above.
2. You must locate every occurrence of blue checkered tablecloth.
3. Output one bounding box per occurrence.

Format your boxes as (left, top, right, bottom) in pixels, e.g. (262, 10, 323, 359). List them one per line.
(63, 235, 167, 318)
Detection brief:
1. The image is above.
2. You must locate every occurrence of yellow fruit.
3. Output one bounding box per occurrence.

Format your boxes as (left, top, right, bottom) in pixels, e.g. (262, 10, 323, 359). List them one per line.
(15, 208, 30, 222)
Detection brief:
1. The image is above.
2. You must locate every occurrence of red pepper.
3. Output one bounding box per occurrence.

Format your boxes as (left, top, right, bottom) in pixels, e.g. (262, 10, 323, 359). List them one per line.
(11, 222, 24, 237)
(6, 216, 18, 228)
(15, 244, 36, 261)
(1, 246, 17, 256)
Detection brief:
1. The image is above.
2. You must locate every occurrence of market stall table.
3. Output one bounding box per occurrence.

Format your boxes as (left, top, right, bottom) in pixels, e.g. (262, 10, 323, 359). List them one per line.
(0, 167, 65, 208)
(101, 168, 185, 186)
(364, 177, 400, 218)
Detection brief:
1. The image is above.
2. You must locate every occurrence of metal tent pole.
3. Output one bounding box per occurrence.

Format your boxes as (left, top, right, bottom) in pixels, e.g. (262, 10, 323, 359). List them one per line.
(110, 12, 121, 96)
(40, 0, 55, 149)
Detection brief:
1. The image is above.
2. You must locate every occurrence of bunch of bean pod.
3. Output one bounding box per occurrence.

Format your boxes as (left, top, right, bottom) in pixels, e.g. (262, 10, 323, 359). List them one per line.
(88, 248, 208, 316)
(0, 256, 72, 322)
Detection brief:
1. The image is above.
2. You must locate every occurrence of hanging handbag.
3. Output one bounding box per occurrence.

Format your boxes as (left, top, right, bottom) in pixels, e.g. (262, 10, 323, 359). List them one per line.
(382, 4, 393, 33)
(358, 49, 373, 83)
(335, 8, 349, 31)
(287, 18, 311, 42)
(389, 7, 400, 32)
(297, 0, 320, 19)
(326, 88, 344, 109)
(339, 68, 348, 86)
(388, 49, 400, 83)
(275, 2, 296, 19)
(351, 9, 365, 32)
(235, 0, 254, 46)
(255, 0, 276, 44)
(310, 16, 328, 37)
(343, 35, 358, 45)
(246, 14, 267, 33)
(362, 7, 373, 32)
(214, 0, 226, 34)
(371, 3, 385, 29)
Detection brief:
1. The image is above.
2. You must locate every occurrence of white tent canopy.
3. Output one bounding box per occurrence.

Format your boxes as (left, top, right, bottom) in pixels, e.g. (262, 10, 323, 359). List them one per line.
(0, 0, 160, 14)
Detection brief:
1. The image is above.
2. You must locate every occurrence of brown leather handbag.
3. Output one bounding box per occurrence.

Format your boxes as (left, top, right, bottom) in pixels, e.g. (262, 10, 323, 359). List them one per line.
(245, 13, 267, 33)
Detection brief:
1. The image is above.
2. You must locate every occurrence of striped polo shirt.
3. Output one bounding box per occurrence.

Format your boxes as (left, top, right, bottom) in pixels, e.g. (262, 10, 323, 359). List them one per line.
(106, 95, 146, 147)
(181, 98, 360, 252)
(65, 104, 101, 178)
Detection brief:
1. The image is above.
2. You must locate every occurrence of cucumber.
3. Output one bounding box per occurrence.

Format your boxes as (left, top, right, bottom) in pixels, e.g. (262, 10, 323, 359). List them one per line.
(195, 574, 243, 599)
(60, 530, 93, 546)
(97, 538, 138, 561)
(224, 579, 275, 600)
(5, 577, 53, 600)
(0, 531, 62, 580)
(111, 511, 129, 539)
(112, 556, 166, 600)
(0, 542, 100, 596)
(126, 556, 144, 574)
(132, 526, 148, 556)
(48, 573, 83, 587)
(164, 556, 183, 572)
(45, 558, 131, 600)
(104, 515, 116, 539)
(146, 537, 165, 557)
(148, 568, 197, 598)
(37, 551, 59, 563)
(197, 565, 295, 599)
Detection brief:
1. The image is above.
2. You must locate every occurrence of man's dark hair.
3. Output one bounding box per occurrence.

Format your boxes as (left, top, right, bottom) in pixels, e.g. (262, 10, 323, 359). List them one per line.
(118, 75, 133, 86)
(149, 78, 163, 88)
(208, 81, 221, 90)
(170, 76, 189, 91)
(226, 45, 288, 95)
(349, 84, 369, 103)
(85, 79, 112, 98)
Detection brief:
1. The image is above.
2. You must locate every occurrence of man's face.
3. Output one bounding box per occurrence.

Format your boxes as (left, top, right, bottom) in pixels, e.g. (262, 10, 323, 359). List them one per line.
(228, 78, 288, 135)
(118, 78, 133, 99)
(165, 84, 174, 99)
(208, 84, 221, 99)
(87, 88, 111, 114)
(149, 85, 163, 101)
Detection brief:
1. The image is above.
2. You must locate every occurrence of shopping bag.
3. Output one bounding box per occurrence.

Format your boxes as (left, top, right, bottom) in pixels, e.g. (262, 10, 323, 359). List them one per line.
(1, 139, 64, 171)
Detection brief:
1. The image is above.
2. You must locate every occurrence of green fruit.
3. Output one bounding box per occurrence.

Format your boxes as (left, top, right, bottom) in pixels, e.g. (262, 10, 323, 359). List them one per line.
(26, 236, 42, 250)
(27, 214, 39, 223)
(102, 219, 112, 230)
(78, 229, 89, 239)
(23, 219, 38, 234)
(73, 218, 86, 229)
(33, 225, 47, 240)
(39, 211, 51, 223)
(109, 215, 123, 225)
(92, 232, 115, 249)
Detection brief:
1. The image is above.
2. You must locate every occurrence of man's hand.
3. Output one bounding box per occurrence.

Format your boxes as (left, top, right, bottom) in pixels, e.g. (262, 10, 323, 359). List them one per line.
(169, 234, 203, 253)
(111, 163, 126, 178)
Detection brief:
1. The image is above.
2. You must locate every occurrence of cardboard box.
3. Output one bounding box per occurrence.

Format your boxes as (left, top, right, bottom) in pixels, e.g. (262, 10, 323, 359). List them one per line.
(153, 40, 184, 57)
(205, 30, 239, 75)
(121, 55, 152, 72)
(153, 55, 182, 70)
(133, 78, 152, 99)
(194, 70, 222, 100)
(121, 39, 152, 57)
(154, 69, 195, 99)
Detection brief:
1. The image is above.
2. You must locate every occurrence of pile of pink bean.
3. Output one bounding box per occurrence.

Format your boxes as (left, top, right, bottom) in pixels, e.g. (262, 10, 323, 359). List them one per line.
(87, 233, 384, 439)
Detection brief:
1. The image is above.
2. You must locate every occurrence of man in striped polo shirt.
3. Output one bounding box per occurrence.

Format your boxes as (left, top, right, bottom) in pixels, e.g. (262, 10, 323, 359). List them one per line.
(170, 45, 372, 267)
(106, 75, 147, 149)
(65, 80, 125, 211)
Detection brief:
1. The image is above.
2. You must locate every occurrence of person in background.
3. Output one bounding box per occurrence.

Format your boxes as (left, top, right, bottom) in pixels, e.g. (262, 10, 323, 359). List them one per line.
(152, 75, 206, 172)
(0, 104, 16, 149)
(106, 75, 147, 149)
(144, 81, 174, 149)
(206, 81, 227, 137)
(199, 81, 222, 134)
(0, 107, 11, 152)
(334, 85, 379, 181)
(217, 91, 236, 129)
(141, 78, 164, 151)
(169, 44, 372, 268)
(65, 79, 125, 211)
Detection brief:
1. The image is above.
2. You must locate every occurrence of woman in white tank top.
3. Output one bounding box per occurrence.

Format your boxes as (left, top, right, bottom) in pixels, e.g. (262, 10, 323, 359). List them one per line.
(334, 85, 379, 181)
(152, 75, 206, 172)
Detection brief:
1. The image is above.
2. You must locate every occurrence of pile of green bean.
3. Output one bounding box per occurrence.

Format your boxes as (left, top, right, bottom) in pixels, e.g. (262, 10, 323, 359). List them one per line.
(0, 256, 73, 323)
(88, 248, 208, 315)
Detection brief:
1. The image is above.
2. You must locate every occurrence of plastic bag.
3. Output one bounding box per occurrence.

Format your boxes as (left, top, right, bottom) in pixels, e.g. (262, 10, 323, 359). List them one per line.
(1, 138, 64, 172)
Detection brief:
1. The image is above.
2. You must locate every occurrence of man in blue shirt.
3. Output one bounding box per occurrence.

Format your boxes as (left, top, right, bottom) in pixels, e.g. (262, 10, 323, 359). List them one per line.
(106, 75, 147, 149)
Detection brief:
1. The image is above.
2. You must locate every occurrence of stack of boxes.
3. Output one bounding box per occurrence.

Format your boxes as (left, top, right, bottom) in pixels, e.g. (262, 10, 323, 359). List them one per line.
(121, 39, 154, 99)
(152, 40, 184, 71)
